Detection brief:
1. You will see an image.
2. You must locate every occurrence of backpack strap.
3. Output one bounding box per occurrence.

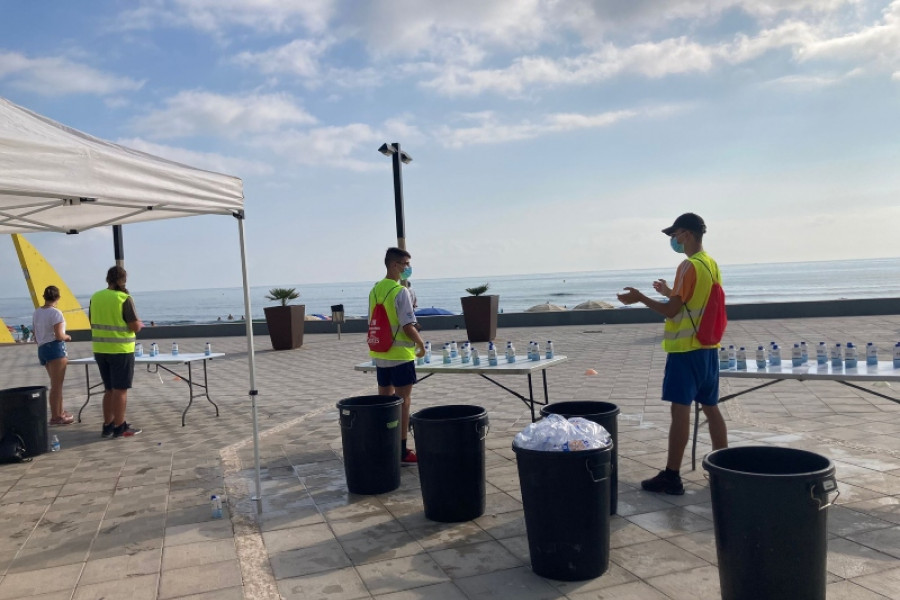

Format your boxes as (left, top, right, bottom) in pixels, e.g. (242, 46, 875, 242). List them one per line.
(683, 257, 716, 337)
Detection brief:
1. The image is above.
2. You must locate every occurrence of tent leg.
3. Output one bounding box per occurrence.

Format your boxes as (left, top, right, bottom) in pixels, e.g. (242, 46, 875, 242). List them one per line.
(237, 216, 262, 511)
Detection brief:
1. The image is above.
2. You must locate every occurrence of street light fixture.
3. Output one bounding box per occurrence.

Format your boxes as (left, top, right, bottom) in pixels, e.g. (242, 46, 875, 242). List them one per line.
(378, 142, 412, 250)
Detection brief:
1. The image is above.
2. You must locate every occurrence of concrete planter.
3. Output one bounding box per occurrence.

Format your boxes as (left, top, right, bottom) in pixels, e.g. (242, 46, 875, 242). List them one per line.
(461, 295, 499, 342)
(263, 305, 305, 350)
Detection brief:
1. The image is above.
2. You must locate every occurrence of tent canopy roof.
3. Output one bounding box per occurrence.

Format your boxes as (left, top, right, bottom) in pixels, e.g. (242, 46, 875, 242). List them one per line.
(0, 97, 244, 235)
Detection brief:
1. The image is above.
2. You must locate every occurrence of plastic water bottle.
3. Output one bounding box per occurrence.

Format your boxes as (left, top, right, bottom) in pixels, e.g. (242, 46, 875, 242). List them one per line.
(830, 343, 842, 368)
(50, 434, 60, 452)
(866, 342, 878, 366)
(210, 495, 223, 519)
(424, 341, 432, 364)
(472, 348, 481, 366)
(756, 346, 767, 368)
(770, 344, 782, 366)
(727, 345, 736, 369)
(816, 342, 828, 365)
(736, 347, 747, 370)
(151, 342, 159, 357)
(450, 341, 458, 358)
(718, 347, 729, 369)
(845, 342, 858, 369)
(461, 342, 471, 364)
(506, 341, 516, 363)
(800, 341, 809, 364)
(488, 342, 498, 366)
(135, 342, 143, 357)
(171, 342, 179, 356)
(893, 342, 900, 368)
(546, 341, 554, 359)
(791, 343, 803, 367)
(205, 342, 212, 356)
(532, 341, 542, 361)
(442, 344, 451, 364)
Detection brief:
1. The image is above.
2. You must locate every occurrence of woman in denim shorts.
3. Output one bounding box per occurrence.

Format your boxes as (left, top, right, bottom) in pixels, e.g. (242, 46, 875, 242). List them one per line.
(32, 286, 74, 425)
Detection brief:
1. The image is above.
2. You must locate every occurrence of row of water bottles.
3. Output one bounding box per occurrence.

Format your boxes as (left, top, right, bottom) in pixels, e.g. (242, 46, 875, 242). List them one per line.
(135, 341, 213, 357)
(421, 339, 555, 366)
(719, 341, 900, 369)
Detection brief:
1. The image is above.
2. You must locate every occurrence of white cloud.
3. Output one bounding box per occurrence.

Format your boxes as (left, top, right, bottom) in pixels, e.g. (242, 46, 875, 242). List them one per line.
(0, 51, 143, 96)
(254, 123, 383, 171)
(231, 38, 332, 79)
(132, 91, 317, 139)
(117, 0, 336, 35)
(436, 109, 641, 148)
(116, 137, 273, 176)
(795, 0, 900, 71)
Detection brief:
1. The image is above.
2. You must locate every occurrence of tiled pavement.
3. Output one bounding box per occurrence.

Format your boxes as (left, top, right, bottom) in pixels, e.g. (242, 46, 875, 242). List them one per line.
(0, 315, 899, 599)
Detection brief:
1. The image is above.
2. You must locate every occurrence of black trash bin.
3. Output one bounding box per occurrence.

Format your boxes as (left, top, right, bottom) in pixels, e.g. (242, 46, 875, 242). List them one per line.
(336, 395, 403, 495)
(703, 446, 838, 600)
(541, 401, 619, 514)
(514, 444, 612, 581)
(411, 405, 488, 522)
(0, 386, 48, 459)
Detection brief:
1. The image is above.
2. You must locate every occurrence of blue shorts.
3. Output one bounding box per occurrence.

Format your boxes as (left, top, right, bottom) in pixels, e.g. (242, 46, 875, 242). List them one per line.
(38, 340, 67, 365)
(376, 361, 417, 388)
(662, 349, 719, 406)
(95, 353, 135, 390)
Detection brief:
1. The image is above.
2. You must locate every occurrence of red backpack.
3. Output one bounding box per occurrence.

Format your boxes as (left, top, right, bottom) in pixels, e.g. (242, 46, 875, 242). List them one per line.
(367, 285, 400, 352)
(685, 258, 727, 346)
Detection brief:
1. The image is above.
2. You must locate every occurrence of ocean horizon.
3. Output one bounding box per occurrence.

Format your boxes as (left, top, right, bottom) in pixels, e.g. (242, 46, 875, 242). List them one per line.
(2, 257, 900, 327)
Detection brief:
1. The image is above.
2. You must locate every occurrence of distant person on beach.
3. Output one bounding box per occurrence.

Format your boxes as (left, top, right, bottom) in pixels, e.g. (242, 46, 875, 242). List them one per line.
(227, 314, 234, 320)
(368, 247, 426, 465)
(90, 266, 144, 439)
(19, 324, 31, 342)
(33, 286, 73, 425)
(617, 213, 728, 494)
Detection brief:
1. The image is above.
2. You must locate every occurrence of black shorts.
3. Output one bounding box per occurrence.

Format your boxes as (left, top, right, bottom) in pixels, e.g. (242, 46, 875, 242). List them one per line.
(95, 353, 135, 390)
(376, 361, 417, 388)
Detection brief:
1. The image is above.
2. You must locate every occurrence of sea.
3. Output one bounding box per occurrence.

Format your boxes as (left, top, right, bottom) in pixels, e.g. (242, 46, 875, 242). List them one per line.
(2, 257, 899, 327)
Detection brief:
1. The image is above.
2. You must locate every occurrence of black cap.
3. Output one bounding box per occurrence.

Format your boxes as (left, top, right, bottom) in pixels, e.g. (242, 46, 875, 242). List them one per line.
(662, 213, 706, 236)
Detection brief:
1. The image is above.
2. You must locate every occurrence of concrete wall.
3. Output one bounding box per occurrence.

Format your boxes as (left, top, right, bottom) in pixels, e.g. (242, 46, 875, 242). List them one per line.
(68, 297, 900, 342)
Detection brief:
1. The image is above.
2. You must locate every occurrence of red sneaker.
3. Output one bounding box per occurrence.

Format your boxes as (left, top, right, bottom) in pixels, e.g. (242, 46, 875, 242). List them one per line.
(401, 449, 418, 466)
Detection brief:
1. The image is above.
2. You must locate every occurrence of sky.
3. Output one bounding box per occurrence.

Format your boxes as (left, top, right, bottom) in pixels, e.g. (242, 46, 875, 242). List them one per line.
(1, 0, 899, 297)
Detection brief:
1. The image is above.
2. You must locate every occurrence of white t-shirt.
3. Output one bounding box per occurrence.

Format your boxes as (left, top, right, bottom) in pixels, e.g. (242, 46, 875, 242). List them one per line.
(32, 306, 65, 346)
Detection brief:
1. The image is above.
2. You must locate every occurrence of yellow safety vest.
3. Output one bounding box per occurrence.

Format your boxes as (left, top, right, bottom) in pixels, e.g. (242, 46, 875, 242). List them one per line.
(90, 289, 135, 354)
(662, 251, 721, 353)
(368, 279, 416, 361)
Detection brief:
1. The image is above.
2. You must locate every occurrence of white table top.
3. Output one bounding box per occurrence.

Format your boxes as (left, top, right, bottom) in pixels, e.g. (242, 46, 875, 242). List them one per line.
(355, 354, 568, 375)
(70, 352, 225, 365)
(720, 360, 900, 382)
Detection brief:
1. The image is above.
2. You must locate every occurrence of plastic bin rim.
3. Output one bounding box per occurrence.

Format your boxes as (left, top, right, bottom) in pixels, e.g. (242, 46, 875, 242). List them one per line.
(411, 405, 487, 422)
(702, 446, 834, 479)
(336, 395, 403, 410)
(0, 386, 48, 395)
(512, 443, 613, 456)
(540, 401, 621, 417)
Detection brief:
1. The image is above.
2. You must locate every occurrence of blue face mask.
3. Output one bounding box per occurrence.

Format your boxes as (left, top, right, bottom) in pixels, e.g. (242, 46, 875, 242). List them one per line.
(670, 236, 685, 254)
(401, 266, 413, 280)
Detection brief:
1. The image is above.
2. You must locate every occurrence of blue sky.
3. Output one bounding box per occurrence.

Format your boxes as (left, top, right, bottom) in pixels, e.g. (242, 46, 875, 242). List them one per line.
(1, 0, 899, 296)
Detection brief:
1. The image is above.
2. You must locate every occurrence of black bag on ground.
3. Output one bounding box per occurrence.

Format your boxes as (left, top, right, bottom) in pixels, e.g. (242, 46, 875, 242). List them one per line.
(0, 433, 31, 463)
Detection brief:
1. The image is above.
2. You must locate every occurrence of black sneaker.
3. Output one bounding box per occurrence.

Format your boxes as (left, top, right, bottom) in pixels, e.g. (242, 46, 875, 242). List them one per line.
(101, 422, 115, 438)
(113, 422, 142, 438)
(641, 469, 685, 495)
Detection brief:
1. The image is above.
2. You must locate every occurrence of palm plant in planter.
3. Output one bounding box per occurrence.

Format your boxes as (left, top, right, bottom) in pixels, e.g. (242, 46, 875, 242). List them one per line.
(263, 287, 305, 350)
(461, 283, 499, 342)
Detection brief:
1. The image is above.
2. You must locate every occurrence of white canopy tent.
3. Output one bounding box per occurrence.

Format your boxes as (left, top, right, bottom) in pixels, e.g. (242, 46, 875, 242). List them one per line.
(0, 96, 265, 503)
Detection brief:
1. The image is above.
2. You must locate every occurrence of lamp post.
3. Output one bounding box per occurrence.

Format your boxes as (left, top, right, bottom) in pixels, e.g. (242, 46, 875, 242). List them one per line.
(378, 142, 412, 250)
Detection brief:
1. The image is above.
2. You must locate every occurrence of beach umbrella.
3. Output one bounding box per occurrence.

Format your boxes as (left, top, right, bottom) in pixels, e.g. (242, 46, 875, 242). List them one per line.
(525, 302, 568, 312)
(415, 307, 454, 316)
(574, 300, 616, 310)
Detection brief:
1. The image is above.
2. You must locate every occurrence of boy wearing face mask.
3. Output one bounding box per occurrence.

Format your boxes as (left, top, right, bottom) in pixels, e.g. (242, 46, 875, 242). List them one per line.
(369, 247, 426, 465)
(617, 213, 728, 495)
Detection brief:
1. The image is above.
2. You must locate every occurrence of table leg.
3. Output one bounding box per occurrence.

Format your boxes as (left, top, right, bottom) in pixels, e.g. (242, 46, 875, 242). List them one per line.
(78, 364, 91, 423)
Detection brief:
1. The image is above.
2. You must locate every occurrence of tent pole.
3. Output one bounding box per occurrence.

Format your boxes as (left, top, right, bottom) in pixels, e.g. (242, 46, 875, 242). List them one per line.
(237, 214, 262, 511)
(113, 225, 125, 267)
